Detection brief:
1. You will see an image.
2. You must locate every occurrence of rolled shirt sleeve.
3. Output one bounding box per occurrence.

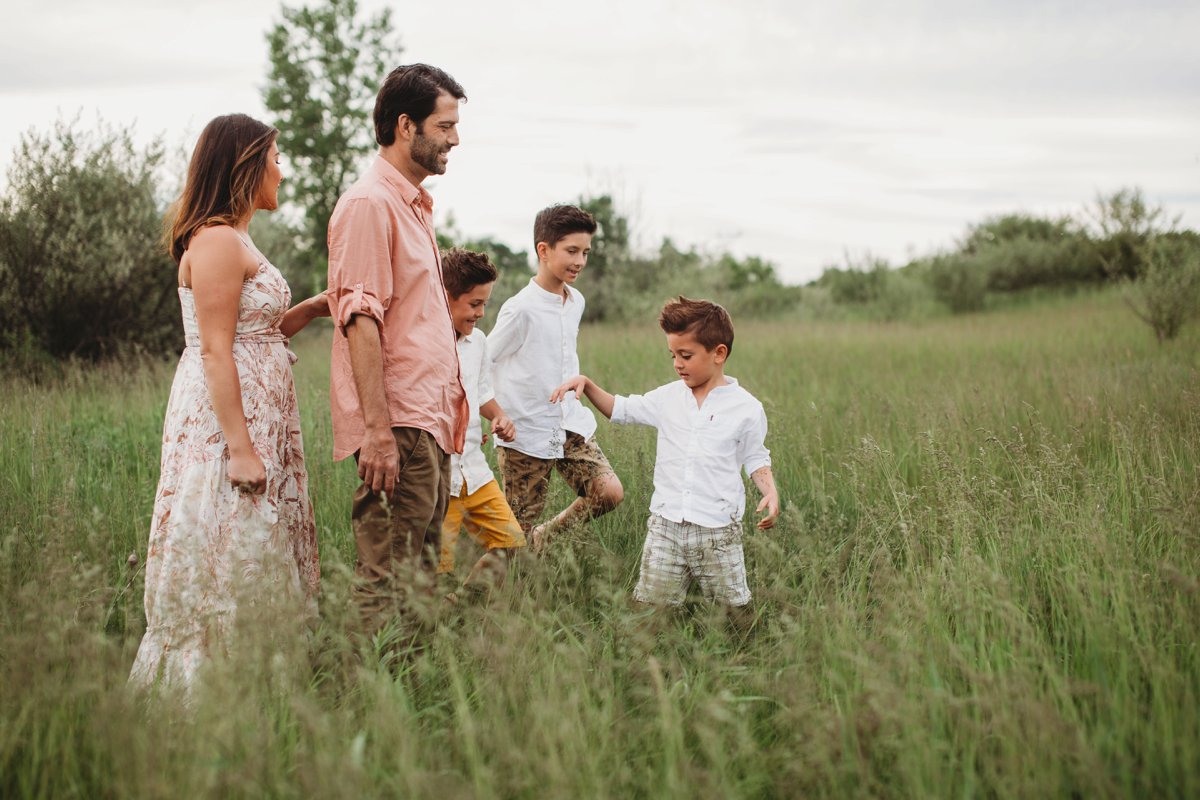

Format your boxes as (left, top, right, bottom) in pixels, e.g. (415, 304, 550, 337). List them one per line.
(328, 196, 392, 335)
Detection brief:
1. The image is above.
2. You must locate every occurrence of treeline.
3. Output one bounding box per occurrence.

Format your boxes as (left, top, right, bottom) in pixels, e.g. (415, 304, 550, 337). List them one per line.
(0, 120, 802, 367)
(1, 120, 1197, 370)
(436, 194, 804, 329)
(811, 190, 1200, 339)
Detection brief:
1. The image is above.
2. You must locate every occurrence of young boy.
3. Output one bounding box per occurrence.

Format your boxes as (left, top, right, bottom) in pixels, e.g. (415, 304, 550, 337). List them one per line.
(551, 296, 779, 612)
(438, 248, 526, 594)
(488, 204, 624, 548)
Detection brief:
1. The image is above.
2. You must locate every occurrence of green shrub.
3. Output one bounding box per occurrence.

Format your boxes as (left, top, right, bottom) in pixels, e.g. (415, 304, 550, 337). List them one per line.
(928, 253, 988, 313)
(1124, 232, 1200, 342)
(816, 259, 893, 306)
(961, 215, 1103, 292)
(1089, 187, 1167, 281)
(0, 119, 178, 362)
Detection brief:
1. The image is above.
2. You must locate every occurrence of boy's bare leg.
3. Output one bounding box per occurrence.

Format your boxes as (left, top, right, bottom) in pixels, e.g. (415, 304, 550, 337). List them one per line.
(533, 472, 623, 548)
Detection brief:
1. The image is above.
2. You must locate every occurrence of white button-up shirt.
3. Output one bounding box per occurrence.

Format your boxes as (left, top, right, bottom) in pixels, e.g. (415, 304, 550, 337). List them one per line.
(488, 278, 597, 459)
(449, 329, 499, 497)
(611, 377, 771, 528)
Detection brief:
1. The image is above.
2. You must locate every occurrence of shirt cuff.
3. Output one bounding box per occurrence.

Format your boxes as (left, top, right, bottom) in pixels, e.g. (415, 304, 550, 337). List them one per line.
(742, 453, 772, 477)
(333, 283, 386, 336)
(610, 395, 629, 424)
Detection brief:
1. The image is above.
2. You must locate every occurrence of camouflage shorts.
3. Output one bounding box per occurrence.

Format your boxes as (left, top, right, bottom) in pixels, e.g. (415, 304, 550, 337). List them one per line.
(496, 432, 616, 532)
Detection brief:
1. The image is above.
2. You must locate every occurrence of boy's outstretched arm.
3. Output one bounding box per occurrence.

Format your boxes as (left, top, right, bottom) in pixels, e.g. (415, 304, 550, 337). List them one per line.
(550, 375, 615, 419)
(751, 466, 780, 530)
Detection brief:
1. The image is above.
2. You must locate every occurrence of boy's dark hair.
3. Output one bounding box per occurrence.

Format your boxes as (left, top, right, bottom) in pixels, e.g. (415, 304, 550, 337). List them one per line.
(534, 204, 597, 249)
(658, 296, 735, 356)
(442, 248, 498, 298)
(375, 64, 466, 147)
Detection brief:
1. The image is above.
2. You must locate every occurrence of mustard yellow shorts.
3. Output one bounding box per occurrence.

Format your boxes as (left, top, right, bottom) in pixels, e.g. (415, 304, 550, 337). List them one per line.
(438, 479, 526, 574)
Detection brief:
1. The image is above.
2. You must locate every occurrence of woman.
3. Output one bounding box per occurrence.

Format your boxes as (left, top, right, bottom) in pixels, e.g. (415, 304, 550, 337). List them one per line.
(130, 114, 328, 692)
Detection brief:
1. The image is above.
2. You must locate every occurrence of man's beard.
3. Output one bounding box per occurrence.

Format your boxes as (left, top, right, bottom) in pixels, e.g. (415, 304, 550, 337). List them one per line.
(411, 130, 447, 175)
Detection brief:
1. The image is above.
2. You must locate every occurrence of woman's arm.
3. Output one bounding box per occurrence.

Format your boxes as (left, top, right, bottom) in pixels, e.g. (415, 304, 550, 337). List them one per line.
(279, 291, 332, 338)
(189, 227, 267, 494)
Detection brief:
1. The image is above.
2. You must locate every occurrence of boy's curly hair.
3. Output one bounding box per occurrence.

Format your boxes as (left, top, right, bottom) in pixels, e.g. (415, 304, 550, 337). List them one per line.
(658, 296, 735, 356)
(442, 248, 498, 298)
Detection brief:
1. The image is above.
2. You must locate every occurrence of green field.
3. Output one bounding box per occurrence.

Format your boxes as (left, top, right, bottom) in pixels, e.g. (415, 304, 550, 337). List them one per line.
(1, 288, 1198, 798)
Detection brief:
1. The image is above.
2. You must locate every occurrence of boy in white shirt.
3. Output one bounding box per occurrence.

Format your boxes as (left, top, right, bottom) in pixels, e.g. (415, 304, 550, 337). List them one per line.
(438, 249, 526, 595)
(551, 296, 779, 611)
(488, 205, 624, 549)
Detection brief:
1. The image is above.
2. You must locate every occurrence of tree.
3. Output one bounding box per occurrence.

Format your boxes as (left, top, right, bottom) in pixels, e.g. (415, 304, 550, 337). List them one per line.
(576, 194, 633, 322)
(263, 0, 400, 277)
(1088, 187, 1170, 280)
(0, 118, 179, 363)
(1124, 232, 1200, 342)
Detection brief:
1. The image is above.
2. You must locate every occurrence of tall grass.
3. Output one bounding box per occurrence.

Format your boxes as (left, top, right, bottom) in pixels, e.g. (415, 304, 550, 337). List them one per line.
(1, 288, 1197, 798)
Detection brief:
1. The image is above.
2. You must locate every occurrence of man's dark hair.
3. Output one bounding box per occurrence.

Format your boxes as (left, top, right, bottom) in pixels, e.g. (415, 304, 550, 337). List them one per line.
(533, 204, 597, 249)
(374, 64, 466, 147)
(442, 248, 498, 298)
(658, 296, 735, 356)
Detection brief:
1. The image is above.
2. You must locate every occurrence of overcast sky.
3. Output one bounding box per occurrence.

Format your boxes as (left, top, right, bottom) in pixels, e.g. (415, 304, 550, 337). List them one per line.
(3, 0, 1198, 283)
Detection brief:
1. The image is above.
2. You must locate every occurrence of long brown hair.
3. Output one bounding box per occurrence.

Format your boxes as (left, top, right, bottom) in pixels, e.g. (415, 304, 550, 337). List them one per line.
(165, 114, 278, 262)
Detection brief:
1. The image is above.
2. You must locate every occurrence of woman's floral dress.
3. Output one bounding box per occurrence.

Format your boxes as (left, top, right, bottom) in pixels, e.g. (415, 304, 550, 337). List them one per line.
(129, 259, 319, 692)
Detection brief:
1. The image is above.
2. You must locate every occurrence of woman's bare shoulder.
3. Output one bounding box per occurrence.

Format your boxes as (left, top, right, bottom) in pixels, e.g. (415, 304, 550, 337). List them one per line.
(185, 225, 256, 281)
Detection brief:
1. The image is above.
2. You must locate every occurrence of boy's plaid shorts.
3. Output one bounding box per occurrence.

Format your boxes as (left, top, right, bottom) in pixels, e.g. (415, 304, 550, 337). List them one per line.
(633, 513, 751, 607)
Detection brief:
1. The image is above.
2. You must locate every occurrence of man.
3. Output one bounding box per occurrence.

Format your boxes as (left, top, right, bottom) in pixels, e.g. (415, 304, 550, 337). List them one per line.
(327, 64, 468, 634)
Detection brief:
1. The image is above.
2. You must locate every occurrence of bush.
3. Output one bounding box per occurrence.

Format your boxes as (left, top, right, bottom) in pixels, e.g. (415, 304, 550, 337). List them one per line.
(1089, 187, 1168, 281)
(961, 215, 1103, 292)
(0, 119, 178, 362)
(815, 257, 938, 321)
(816, 259, 892, 306)
(928, 253, 988, 313)
(1124, 232, 1200, 342)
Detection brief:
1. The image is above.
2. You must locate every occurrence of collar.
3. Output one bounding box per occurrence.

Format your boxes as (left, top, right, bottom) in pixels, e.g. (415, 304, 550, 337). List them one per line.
(456, 328, 483, 349)
(372, 155, 434, 212)
(526, 277, 575, 305)
(678, 375, 739, 395)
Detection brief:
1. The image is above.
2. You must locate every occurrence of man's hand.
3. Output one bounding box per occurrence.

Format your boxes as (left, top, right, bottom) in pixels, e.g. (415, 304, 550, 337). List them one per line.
(550, 375, 588, 404)
(358, 427, 399, 495)
(491, 413, 516, 442)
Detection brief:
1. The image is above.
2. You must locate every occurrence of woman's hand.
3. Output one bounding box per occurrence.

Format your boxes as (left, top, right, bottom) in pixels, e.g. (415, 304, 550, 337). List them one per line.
(304, 291, 333, 319)
(229, 449, 267, 495)
(279, 289, 333, 337)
